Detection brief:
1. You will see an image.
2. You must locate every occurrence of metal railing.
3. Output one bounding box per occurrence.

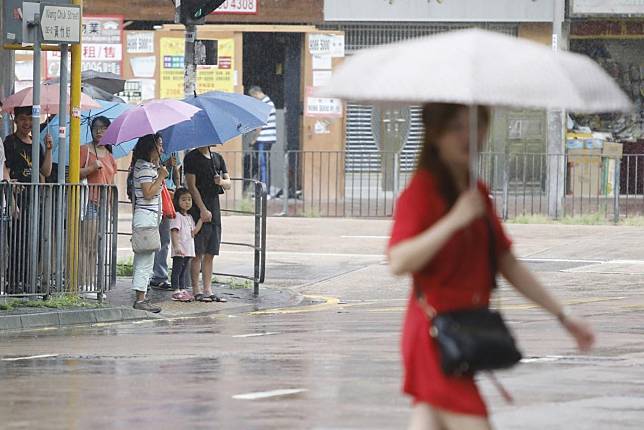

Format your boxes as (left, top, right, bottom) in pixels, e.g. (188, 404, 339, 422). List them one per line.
(117, 178, 267, 295)
(215, 150, 644, 221)
(0, 183, 118, 298)
(215, 179, 267, 296)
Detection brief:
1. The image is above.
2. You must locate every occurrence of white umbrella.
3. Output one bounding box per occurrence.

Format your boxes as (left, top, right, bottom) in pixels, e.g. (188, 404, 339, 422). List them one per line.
(318, 28, 632, 113)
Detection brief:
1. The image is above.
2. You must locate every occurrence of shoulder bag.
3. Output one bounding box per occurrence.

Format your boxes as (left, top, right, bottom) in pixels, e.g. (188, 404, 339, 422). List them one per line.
(417, 218, 522, 376)
(130, 164, 161, 253)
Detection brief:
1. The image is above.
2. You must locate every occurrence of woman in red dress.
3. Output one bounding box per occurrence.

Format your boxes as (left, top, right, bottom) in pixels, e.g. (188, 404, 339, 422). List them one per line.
(387, 103, 595, 430)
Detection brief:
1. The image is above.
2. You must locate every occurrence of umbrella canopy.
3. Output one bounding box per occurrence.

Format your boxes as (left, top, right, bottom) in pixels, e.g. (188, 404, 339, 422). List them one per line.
(1, 83, 101, 115)
(100, 99, 201, 147)
(81, 84, 126, 103)
(80, 71, 126, 95)
(46, 70, 126, 95)
(43, 100, 135, 164)
(319, 29, 632, 113)
(160, 91, 272, 153)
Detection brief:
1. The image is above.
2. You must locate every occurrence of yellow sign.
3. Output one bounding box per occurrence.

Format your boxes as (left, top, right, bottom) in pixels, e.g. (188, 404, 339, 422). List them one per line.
(159, 37, 235, 99)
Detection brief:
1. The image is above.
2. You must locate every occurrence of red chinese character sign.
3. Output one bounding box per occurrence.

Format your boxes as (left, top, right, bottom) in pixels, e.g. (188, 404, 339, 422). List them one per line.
(45, 15, 124, 79)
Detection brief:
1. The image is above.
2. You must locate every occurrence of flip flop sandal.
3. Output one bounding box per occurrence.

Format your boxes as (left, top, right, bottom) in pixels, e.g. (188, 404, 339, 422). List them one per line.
(209, 294, 227, 303)
(195, 294, 213, 302)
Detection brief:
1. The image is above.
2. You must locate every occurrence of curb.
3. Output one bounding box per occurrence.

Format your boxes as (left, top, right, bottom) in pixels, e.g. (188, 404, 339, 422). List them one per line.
(0, 287, 305, 332)
(0, 307, 158, 332)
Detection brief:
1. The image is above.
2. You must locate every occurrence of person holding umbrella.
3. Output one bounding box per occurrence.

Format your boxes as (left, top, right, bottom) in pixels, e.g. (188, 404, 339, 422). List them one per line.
(130, 134, 167, 313)
(78, 116, 118, 290)
(321, 28, 634, 429)
(387, 103, 595, 429)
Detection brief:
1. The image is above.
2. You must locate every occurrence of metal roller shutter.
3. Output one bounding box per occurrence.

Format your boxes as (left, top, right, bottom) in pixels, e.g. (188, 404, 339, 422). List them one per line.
(322, 22, 518, 173)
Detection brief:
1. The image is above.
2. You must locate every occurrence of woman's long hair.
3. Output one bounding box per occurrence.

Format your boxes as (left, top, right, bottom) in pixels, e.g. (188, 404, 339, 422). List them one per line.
(416, 103, 490, 209)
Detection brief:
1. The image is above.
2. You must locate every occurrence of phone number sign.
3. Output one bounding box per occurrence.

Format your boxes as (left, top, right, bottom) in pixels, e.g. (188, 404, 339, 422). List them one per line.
(212, 0, 258, 14)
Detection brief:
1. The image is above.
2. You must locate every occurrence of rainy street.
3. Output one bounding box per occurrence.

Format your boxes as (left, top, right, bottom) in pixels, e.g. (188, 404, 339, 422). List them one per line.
(1, 1, 643, 429)
(2, 219, 644, 429)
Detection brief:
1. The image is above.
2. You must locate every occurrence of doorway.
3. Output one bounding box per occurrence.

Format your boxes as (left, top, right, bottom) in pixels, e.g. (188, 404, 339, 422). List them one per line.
(242, 32, 303, 195)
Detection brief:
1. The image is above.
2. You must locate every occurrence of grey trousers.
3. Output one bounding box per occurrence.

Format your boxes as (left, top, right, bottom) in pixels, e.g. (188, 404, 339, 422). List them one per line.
(150, 215, 171, 284)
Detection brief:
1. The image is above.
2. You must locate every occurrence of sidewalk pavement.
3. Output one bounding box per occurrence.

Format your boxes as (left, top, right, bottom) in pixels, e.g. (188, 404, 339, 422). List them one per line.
(0, 279, 302, 332)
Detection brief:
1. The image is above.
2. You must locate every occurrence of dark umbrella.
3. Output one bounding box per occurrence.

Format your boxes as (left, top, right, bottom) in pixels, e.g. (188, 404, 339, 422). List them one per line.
(45, 70, 126, 97)
(80, 70, 126, 95)
(81, 83, 125, 103)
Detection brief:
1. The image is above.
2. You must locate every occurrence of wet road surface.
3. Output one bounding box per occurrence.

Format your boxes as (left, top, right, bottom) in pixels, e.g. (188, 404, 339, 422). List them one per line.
(3, 220, 644, 429)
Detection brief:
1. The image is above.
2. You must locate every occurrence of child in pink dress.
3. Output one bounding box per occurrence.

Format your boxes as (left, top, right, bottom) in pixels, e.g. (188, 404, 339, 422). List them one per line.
(170, 188, 203, 302)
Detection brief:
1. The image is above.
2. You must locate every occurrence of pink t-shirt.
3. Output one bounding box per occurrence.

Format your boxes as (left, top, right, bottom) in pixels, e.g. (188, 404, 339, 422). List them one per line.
(170, 212, 196, 257)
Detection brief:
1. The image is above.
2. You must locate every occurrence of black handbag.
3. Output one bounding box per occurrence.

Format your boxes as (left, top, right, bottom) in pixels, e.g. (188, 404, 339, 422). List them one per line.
(418, 218, 522, 376)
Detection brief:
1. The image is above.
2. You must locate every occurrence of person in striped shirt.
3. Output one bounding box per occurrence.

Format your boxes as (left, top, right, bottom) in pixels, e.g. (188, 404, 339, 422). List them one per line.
(249, 86, 276, 189)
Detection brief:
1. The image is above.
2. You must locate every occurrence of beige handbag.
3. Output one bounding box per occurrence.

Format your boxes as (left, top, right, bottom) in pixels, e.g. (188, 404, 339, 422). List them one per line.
(131, 224, 161, 253)
(131, 172, 161, 253)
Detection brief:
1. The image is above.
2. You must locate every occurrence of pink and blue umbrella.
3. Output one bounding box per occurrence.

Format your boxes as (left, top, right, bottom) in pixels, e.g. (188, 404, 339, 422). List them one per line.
(160, 91, 272, 153)
(101, 99, 201, 148)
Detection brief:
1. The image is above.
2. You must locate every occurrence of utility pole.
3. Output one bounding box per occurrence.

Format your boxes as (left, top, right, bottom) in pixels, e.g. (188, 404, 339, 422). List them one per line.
(547, 0, 567, 218)
(178, 1, 226, 99)
(184, 24, 197, 99)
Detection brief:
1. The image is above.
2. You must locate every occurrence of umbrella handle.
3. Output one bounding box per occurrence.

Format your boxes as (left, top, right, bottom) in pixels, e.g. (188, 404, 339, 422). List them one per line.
(469, 104, 479, 189)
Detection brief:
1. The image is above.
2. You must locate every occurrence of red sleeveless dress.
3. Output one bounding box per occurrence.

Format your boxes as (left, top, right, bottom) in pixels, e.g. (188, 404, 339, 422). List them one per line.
(388, 169, 512, 417)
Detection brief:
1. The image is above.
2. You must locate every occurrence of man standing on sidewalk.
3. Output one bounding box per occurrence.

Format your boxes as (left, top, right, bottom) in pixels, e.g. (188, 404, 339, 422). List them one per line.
(248, 86, 276, 191)
(3, 106, 53, 290)
(184, 145, 230, 302)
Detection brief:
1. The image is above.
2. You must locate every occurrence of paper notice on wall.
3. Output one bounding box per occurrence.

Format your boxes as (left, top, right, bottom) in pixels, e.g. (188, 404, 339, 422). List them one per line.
(160, 37, 235, 98)
(312, 70, 332, 87)
(127, 32, 154, 53)
(118, 79, 156, 104)
(130, 56, 156, 78)
(305, 87, 343, 118)
(308, 34, 345, 58)
(314, 120, 331, 134)
(312, 55, 332, 70)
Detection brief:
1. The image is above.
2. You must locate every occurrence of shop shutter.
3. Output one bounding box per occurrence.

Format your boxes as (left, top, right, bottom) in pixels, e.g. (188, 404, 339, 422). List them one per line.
(322, 22, 518, 173)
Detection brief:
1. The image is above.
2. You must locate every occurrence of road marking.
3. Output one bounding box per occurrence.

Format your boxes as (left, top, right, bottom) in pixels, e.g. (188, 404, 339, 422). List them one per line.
(233, 388, 308, 400)
(499, 296, 626, 310)
(1, 354, 58, 361)
(608, 259, 644, 265)
(232, 332, 280, 338)
(521, 356, 560, 363)
(250, 295, 340, 315)
(341, 235, 389, 239)
(520, 257, 605, 264)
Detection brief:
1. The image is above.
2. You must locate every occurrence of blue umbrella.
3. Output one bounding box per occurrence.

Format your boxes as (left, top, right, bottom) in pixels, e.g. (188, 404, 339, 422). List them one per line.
(44, 100, 135, 163)
(160, 91, 272, 153)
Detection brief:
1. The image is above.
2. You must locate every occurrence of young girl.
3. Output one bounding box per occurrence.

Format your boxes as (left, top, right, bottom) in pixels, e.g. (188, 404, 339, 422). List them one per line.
(170, 187, 203, 302)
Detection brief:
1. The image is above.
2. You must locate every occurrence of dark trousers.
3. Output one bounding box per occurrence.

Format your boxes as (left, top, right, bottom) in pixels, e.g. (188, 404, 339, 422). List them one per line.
(8, 192, 33, 290)
(171, 256, 191, 290)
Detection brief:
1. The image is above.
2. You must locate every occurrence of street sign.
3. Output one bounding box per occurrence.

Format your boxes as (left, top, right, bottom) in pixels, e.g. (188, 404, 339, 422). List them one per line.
(39, 3, 81, 44)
